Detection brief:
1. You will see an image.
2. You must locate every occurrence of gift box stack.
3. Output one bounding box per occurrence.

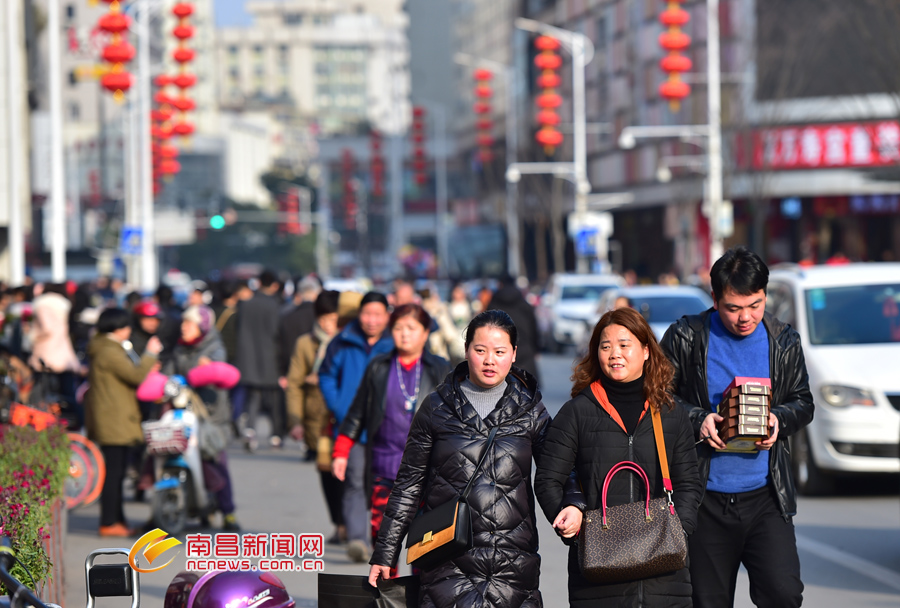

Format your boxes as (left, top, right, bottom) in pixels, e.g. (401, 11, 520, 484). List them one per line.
(716, 377, 771, 452)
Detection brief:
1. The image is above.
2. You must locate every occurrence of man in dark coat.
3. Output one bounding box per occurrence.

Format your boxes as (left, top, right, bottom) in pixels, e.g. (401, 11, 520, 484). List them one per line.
(660, 247, 814, 608)
(487, 276, 541, 384)
(235, 270, 284, 450)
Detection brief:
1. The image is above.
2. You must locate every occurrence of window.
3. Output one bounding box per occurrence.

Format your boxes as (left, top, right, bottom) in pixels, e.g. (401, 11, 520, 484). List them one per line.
(767, 282, 796, 327)
(804, 284, 900, 345)
(283, 12, 303, 26)
(68, 102, 80, 120)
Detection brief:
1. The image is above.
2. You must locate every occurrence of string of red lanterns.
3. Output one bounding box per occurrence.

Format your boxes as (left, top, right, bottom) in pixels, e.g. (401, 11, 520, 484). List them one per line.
(472, 69, 494, 163)
(534, 35, 563, 155)
(370, 130, 385, 198)
(152, 75, 179, 191)
(171, 2, 196, 139)
(97, 0, 134, 101)
(411, 106, 428, 186)
(341, 149, 357, 230)
(658, 0, 692, 111)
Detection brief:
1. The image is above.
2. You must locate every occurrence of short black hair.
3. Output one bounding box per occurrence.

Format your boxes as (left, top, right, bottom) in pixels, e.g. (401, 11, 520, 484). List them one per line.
(465, 309, 518, 350)
(360, 291, 389, 309)
(314, 290, 340, 317)
(710, 246, 769, 301)
(97, 307, 132, 333)
(156, 285, 174, 307)
(259, 269, 278, 288)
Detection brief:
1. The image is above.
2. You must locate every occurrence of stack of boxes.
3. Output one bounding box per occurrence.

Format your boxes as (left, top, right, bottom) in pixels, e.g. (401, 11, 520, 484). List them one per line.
(717, 377, 771, 452)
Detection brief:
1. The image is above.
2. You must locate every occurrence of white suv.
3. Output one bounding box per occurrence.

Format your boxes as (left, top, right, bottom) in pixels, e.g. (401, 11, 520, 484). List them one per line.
(540, 273, 624, 351)
(767, 263, 900, 494)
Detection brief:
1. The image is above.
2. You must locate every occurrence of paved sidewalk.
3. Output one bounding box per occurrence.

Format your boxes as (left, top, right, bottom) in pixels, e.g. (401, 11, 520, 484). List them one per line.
(62, 442, 572, 607)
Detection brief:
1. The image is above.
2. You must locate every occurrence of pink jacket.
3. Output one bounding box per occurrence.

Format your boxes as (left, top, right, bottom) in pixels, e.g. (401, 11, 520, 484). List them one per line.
(29, 293, 81, 373)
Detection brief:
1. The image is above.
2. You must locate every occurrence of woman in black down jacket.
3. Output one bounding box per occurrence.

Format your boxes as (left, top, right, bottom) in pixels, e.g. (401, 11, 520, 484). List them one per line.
(535, 307, 701, 607)
(369, 310, 581, 607)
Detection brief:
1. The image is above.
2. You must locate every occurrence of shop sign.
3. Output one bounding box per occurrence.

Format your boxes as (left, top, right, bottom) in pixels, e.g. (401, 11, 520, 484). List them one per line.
(752, 121, 900, 170)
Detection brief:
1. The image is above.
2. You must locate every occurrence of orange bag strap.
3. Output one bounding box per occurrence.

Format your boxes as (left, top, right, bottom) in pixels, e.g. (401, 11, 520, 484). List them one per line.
(650, 405, 675, 513)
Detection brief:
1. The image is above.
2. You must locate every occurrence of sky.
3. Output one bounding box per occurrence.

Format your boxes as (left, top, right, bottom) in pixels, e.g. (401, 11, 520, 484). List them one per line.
(214, 0, 254, 28)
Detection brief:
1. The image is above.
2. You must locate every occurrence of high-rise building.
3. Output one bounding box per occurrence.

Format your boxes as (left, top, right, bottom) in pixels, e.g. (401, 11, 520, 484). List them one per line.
(215, 0, 409, 136)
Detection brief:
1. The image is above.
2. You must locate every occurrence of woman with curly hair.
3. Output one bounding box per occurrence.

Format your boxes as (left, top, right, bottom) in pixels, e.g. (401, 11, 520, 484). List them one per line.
(534, 307, 702, 607)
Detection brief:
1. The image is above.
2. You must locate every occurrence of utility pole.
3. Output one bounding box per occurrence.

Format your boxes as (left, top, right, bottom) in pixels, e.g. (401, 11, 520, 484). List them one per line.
(6, 0, 25, 285)
(138, 0, 157, 290)
(49, 0, 67, 281)
(706, 0, 724, 263)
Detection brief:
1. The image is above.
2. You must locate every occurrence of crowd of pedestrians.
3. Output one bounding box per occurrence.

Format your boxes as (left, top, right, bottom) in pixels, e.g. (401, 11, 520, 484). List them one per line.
(0, 248, 813, 607)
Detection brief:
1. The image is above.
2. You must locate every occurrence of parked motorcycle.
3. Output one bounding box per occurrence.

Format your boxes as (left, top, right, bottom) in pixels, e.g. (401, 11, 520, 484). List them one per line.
(138, 363, 239, 536)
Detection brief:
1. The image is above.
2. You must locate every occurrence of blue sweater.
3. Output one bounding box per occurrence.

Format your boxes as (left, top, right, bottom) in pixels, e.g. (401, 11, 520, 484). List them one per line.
(318, 321, 394, 443)
(706, 312, 770, 493)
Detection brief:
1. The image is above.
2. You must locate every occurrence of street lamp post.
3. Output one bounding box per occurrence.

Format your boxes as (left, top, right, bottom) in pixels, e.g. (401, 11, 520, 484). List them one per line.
(514, 18, 595, 272)
(137, 0, 157, 291)
(618, 0, 725, 265)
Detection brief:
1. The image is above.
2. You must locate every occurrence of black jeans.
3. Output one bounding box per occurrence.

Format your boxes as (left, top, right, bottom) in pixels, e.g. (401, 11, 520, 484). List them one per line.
(100, 445, 130, 527)
(244, 387, 285, 438)
(690, 485, 803, 608)
(319, 470, 345, 526)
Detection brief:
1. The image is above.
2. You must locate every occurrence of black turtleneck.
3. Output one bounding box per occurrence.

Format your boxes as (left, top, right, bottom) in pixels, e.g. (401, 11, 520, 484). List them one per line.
(600, 373, 646, 435)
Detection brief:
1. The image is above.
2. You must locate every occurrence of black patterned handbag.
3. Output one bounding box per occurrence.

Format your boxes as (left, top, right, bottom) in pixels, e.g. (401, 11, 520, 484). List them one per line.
(578, 406, 687, 584)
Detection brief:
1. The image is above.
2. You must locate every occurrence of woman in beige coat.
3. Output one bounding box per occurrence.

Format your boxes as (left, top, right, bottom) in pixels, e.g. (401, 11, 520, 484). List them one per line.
(85, 308, 161, 537)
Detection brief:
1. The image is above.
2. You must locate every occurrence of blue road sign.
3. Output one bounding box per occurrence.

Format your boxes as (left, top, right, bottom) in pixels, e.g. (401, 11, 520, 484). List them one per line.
(120, 226, 143, 256)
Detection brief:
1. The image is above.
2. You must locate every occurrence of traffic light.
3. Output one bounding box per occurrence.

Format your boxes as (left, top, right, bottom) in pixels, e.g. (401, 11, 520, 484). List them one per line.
(209, 214, 225, 230)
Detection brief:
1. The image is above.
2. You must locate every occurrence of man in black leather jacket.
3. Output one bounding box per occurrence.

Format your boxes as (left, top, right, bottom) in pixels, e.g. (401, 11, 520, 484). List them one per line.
(660, 247, 814, 608)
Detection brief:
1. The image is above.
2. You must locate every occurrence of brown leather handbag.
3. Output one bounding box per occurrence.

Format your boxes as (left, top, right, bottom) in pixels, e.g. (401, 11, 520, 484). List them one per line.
(577, 406, 688, 584)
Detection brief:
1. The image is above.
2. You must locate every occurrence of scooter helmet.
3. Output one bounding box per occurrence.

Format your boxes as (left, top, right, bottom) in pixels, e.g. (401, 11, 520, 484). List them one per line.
(186, 570, 295, 608)
(164, 571, 201, 608)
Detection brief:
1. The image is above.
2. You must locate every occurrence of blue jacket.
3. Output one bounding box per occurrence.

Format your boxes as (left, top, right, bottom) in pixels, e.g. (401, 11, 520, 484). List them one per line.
(319, 320, 394, 441)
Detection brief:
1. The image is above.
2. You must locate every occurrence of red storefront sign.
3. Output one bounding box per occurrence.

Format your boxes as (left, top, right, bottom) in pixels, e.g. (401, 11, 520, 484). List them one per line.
(752, 121, 900, 170)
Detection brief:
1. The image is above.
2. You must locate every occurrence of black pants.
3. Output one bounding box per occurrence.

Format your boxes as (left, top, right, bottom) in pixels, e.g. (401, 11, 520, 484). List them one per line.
(100, 445, 130, 527)
(319, 470, 345, 526)
(690, 486, 803, 608)
(244, 387, 285, 438)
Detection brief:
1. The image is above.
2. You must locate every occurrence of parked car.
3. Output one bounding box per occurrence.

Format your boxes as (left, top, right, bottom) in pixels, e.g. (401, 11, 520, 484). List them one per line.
(538, 273, 624, 351)
(766, 263, 900, 494)
(591, 285, 713, 343)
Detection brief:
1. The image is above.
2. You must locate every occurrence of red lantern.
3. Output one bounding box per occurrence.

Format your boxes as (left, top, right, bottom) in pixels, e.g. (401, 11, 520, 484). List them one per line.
(172, 2, 195, 18)
(536, 92, 562, 109)
(535, 35, 561, 51)
(370, 130, 384, 197)
(159, 159, 181, 176)
(412, 106, 426, 118)
(154, 74, 172, 87)
(173, 47, 196, 63)
(476, 119, 493, 131)
(98, 13, 130, 34)
(660, 55, 692, 73)
(536, 110, 560, 126)
(472, 102, 491, 114)
(535, 128, 564, 147)
(152, 125, 173, 140)
(101, 71, 132, 98)
(154, 92, 177, 106)
(172, 96, 196, 112)
(474, 84, 492, 99)
(172, 121, 195, 136)
(534, 53, 562, 71)
(159, 145, 179, 159)
(658, 0, 692, 111)
(659, 80, 690, 101)
(173, 73, 197, 89)
(476, 134, 494, 147)
(534, 35, 564, 154)
(151, 109, 174, 122)
(472, 68, 493, 81)
(102, 41, 135, 64)
(173, 25, 195, 40)
(537, 73, 562, 89)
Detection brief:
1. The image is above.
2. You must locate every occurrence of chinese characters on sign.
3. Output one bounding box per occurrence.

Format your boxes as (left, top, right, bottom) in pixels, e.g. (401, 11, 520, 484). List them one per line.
(752, 121, 900, 170)
(184, 533, 325, 573)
